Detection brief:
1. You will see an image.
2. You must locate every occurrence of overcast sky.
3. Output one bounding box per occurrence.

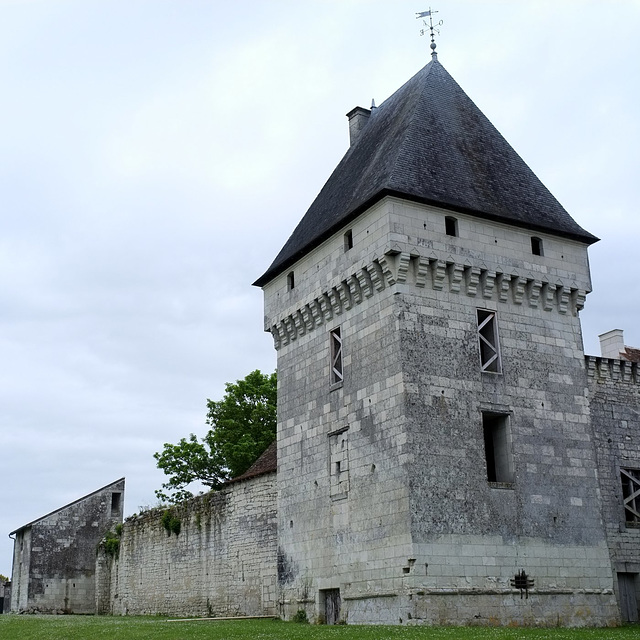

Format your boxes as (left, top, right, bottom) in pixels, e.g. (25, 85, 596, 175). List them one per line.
(1, 1, 638, 576)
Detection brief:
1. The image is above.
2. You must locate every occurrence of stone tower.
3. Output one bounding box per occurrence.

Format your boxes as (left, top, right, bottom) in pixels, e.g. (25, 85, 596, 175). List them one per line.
(254, 58, 618, 626)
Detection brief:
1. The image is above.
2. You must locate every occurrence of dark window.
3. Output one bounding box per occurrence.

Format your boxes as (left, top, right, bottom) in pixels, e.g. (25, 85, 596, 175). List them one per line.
(344, 229, 353, 251)
(287, 271, 295, 290)
(445, 216, 458, 237)
(531, 237, 543, 256)
(621, 468, 640, 528)
(330, 327, 343, 385)
(111, 492, 122, 516)
(483, 413, 513, 484)
(477, 309, 501, 373)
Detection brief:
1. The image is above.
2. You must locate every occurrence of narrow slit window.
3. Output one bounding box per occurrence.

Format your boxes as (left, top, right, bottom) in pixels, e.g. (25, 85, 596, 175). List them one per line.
(287, 271, 295, 290)
(445, 216, 458, 237)
(330, 327, 343, 385)
(477, 309, 501, 373)
(483, 413, 514, 484)
(531, 237, 543, 256)
(621, 468, 640, 528)
(344, 229, 353, 251)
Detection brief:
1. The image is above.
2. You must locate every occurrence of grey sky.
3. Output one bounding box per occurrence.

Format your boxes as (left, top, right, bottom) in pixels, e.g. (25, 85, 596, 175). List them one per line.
(1, 0, 638, 575)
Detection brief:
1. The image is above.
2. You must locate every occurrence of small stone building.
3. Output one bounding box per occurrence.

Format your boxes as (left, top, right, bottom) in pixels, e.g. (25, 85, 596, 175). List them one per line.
(9, 478, 124, 614)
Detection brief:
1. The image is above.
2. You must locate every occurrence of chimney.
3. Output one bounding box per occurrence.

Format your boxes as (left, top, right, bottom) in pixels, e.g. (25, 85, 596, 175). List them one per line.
(599, 329, 625, 359)
(346, 106, 371, 147)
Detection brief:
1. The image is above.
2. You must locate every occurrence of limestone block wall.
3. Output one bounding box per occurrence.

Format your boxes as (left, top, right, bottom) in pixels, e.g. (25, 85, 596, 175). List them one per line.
(264, 199, 416, 622)
(588, 357, 640, 596)
(391, 200, 616, 625)
(10, 478, 124, 614)
(97, 473, 277, 617)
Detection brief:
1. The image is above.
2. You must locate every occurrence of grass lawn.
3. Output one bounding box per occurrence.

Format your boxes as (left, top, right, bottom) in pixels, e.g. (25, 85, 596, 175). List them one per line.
(0, 616, 638, 640)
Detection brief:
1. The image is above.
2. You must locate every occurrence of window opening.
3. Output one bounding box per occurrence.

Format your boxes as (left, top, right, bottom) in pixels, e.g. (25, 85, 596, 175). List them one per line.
(483, 413, 514, 484)
(477, 309, 501, 373)
(111, 492, 122, 517)
(445, 216, 458, 237)
(286, 271, 295, 290)
(330, 327, 343, 385)
(344, 229, 353, 251)
(621, 468, 640, 528)
(531, 237, 543, 256)
(328, 426, 349, 500)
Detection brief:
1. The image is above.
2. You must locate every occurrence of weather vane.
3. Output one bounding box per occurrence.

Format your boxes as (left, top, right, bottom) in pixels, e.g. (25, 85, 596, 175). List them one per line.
(416, 8, 443, 60)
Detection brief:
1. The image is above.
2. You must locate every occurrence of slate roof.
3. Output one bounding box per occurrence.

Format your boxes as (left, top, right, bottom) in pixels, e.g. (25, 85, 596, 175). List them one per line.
(228, 440, 277, 484)
(254, 59, 597, 287)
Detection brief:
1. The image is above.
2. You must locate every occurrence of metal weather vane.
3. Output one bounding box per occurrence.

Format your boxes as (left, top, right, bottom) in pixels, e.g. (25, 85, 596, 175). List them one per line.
(416, 8, 443, 59)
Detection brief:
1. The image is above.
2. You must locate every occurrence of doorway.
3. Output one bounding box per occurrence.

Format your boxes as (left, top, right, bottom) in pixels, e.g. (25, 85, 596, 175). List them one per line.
(320, 589, 341, 625)
(618, 572, 639, 623)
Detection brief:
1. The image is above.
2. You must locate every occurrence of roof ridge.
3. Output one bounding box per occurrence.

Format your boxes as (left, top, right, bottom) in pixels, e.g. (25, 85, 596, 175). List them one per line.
(387, 61, 436, 188)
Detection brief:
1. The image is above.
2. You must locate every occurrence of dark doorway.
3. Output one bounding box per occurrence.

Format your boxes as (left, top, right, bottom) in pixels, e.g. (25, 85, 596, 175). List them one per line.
(618, 572, 639, 622)
(321, 589, 341, 625)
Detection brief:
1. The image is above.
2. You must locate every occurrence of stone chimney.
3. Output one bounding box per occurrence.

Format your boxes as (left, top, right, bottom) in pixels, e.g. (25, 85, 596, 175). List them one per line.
(346, 106, 371, 147)
(599, 329, 625, 359)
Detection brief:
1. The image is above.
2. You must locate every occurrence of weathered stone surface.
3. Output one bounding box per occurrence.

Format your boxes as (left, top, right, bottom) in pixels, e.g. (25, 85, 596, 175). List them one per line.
(96, 473, 277, 617)
(10, 479, 124, 614)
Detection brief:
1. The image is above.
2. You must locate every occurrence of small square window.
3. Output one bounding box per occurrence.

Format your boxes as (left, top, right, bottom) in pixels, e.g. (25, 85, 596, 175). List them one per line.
(344, 229, 353, 252)
(330, 327, 343, 386)
(287, 271, 295, 290)
(531, 237, 543, 256)
(477, 309, 501, 373)
(445, 216, 458, 237)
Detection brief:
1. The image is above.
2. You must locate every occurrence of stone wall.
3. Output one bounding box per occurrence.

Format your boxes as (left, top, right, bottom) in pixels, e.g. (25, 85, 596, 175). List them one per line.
(588, 356, 640, 617)
(97, 472, 277, 617)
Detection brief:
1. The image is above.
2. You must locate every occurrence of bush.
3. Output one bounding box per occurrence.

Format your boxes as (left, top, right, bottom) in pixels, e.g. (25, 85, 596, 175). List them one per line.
(291, 609, 308, 623)
(161, 510, 181, 536)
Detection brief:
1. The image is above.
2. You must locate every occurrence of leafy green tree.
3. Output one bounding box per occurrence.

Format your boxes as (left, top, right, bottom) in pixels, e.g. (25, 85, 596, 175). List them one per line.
(154, 370, 276, 503)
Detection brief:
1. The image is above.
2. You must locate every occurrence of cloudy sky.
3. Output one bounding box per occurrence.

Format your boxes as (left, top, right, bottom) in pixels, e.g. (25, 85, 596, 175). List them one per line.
(1, 0, 638, 576)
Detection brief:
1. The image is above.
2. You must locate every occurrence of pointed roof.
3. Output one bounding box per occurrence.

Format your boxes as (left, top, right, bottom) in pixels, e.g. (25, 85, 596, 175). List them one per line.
(10, 478, 125, 535)
(254, 59, 597, 287)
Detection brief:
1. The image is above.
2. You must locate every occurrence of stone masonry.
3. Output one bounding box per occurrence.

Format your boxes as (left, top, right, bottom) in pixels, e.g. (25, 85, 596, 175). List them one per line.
(10, 478, 124, 614)
(96, 471, 277, 617)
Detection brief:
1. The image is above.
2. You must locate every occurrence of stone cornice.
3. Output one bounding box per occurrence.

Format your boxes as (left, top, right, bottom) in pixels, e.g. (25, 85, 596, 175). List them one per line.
(586, 356, 639, 386)
(269, 248, 590, 350)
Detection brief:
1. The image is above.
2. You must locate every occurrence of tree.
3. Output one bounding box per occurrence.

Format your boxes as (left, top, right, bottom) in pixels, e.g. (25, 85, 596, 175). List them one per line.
(154, 370, 277, 503)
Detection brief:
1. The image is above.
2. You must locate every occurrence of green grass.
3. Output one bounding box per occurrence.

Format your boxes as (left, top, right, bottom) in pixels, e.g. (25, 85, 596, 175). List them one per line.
(0, 617, 638, 640)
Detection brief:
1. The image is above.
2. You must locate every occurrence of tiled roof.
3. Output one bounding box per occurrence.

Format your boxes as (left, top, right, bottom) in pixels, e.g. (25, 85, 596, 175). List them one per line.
(255, 59, 597, 287)
(622, 346, 640, 363)
(228, 440, 277, 484)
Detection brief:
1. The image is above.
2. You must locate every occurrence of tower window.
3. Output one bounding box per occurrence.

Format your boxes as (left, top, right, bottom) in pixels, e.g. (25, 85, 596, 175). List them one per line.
(482, 413, 514, 484)
(531, 237, 543, 256)
(621, 468, 640, 528)
(344, 229, 353, 251)
(477, 309, 501, 373)
(330, 327, 343, 386)
(445, 216, 458, 237)
(287, 271, 295, 290)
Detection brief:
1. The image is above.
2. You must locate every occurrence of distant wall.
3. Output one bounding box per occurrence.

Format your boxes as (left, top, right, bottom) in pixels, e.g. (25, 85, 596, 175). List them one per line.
(589, 357, 640, 573)
(97, 472, 277, 617)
